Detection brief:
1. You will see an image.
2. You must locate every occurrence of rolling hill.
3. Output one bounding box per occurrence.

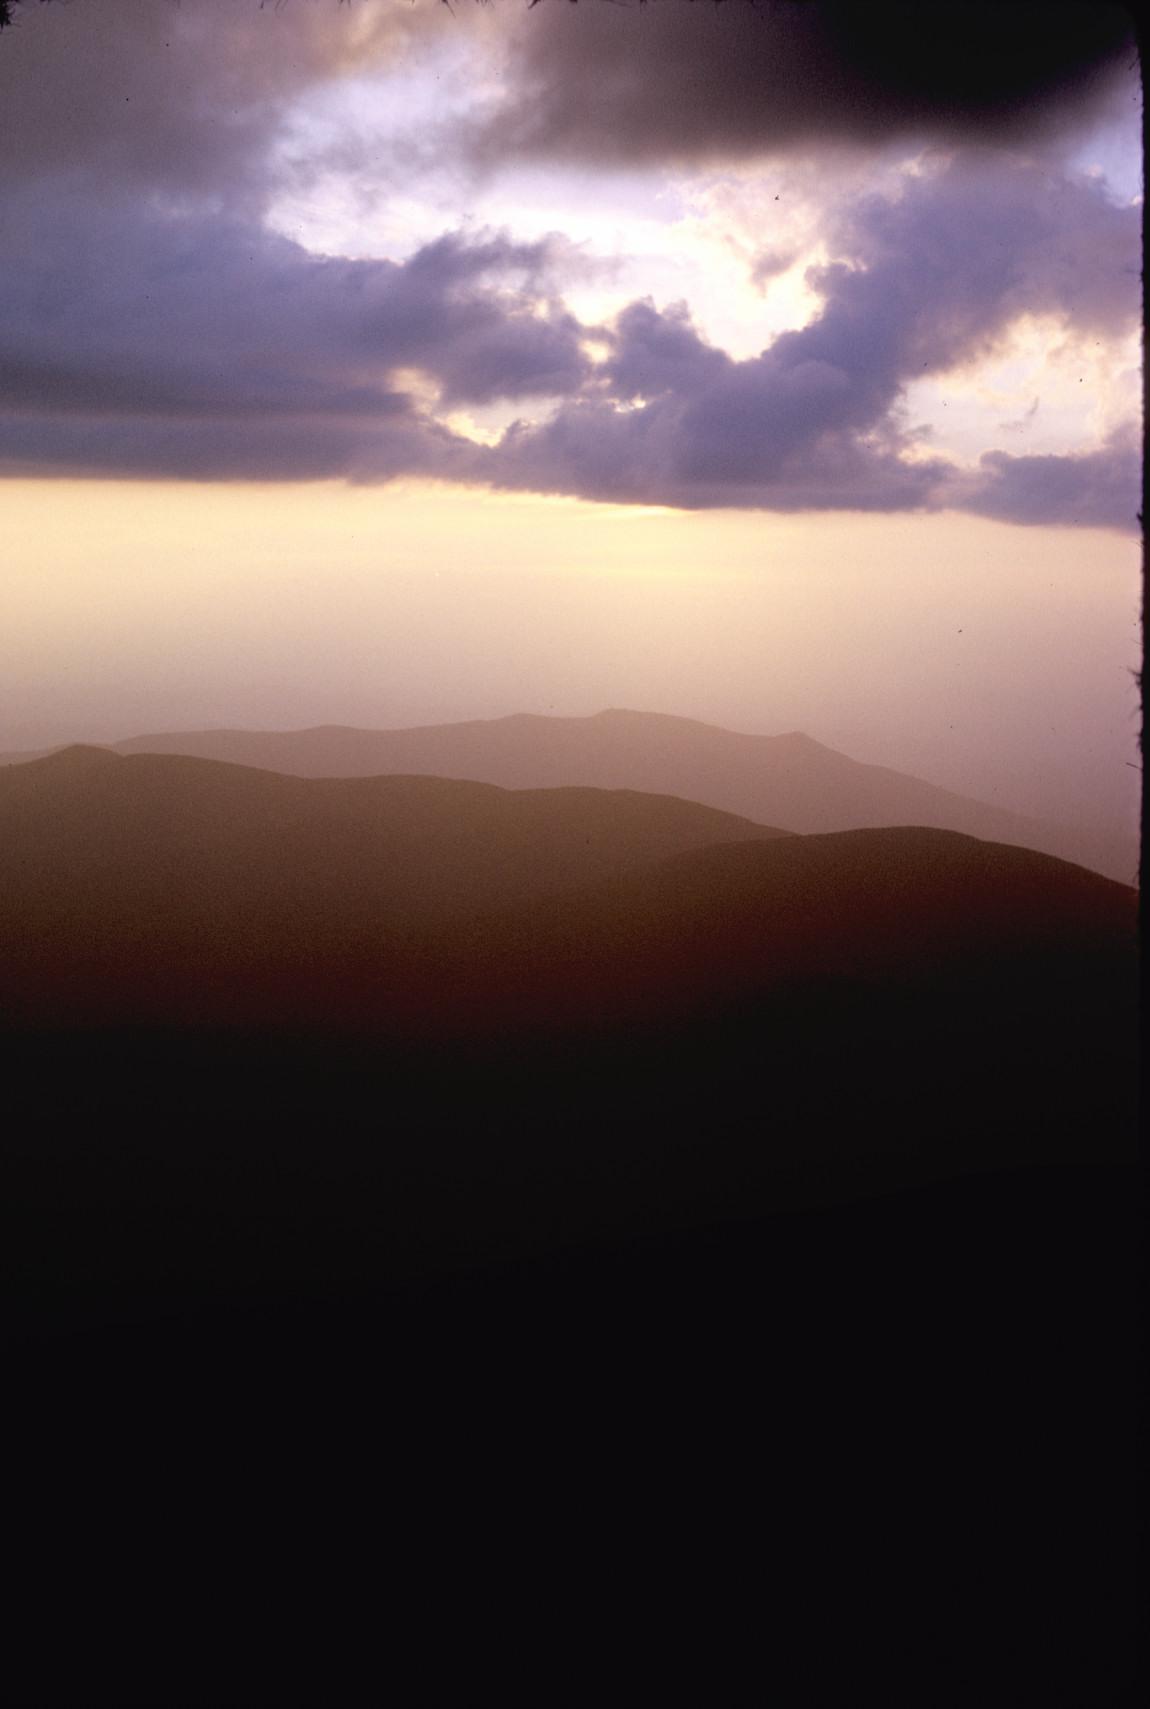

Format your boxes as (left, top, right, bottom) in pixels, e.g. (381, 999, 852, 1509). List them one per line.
(0, 744, 789, 1027)
(0, 743, 1133, 1153)
(1, 708, 1135, 882)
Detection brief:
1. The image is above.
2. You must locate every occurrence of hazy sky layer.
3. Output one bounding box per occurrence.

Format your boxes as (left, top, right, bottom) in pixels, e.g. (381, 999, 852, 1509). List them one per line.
(0, 1, 1142, 832)
(2, 478, 1139, 835)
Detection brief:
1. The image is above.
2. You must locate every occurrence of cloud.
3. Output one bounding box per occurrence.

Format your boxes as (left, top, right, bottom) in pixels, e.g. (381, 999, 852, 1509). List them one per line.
(751, 250, 798, 290)
(1001, 398, 1040, 433)
(480, 0, 1137, 168)
(487, 394, 948, 513)
(0, 3, 1139, 527)
(0, 140, 1138, 525)
(0, 0, 431, 207)
(952, 425, 1142, 530)
(9, 3, 1129, 204)
(600, 299, 730, 404)
(0, 180, 590, 480)
(481, 152, 1142, 523)
(0, 401, 480, 485)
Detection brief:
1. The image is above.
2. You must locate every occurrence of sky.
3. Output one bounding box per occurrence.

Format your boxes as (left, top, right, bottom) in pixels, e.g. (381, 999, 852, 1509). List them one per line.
(0, 0, 1142, 836)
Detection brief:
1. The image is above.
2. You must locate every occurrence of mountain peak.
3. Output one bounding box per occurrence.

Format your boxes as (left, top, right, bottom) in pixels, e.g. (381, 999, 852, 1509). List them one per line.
(772, 731, 829, 749)
(591, 707, 705, 727)
(28, 744, 120, 770)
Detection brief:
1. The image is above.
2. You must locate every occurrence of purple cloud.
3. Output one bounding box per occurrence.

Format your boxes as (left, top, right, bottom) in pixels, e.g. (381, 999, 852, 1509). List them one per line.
(0, 184, 587, 481)
(0, 4, 1140, 527)
(482, 153, 1141, 525)
(955, 427, 1142, 531)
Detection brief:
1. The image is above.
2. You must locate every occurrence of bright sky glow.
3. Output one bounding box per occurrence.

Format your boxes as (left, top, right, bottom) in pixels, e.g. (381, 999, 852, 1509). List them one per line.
(0, 1, 1141, 846)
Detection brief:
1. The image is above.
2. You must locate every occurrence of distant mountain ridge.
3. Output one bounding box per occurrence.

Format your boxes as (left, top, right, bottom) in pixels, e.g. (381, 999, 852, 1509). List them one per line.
(1, 708, 1132, 882)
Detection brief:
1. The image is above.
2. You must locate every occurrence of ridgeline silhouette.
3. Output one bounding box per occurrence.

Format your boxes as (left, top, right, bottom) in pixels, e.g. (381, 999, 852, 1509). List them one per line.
(2, 707, 1136, 881)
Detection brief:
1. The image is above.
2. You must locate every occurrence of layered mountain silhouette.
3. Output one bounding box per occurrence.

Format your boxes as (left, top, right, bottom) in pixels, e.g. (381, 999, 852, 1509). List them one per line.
(1, 707, 1135, 882)
(4, 740, 1137, 1707)
(2, 737, 1136, 1396)
(0, 743, 1133, 1045)
(2, 743, 1133, 1192)
(0, 744, 788, 1028)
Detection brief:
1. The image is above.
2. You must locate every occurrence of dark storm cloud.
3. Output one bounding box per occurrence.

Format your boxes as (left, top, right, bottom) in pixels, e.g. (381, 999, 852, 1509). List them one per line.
(482, 152, 1141, 525)
(6, 3, 1134, 196)
(482, 0, 1137, 166)
(0, 185, 588, 480)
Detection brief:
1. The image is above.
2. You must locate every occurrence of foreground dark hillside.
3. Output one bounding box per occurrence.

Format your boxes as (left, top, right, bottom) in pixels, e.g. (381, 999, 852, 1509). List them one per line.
(2, 751, 1139, 1706)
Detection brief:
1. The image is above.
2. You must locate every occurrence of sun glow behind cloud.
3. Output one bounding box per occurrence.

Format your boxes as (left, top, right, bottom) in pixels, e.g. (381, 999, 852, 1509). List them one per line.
(260, 29, 1141, 496)
(902, 317, 1143, 464)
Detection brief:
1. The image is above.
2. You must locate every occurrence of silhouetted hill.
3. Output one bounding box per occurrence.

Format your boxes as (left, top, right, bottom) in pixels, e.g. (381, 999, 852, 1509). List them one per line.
(0, 744, 1133, 1145)
(3, 743, 1137, 1706)
(3, 707, 1126, 880)
(0, 745, 789, 1027)
(477, 821, 1135, 1031)
(0, 745, 1132, 1042)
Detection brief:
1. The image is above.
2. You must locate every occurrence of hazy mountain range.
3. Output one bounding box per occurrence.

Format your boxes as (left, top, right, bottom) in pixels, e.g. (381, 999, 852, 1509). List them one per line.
(2, 708, 1136, 883)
